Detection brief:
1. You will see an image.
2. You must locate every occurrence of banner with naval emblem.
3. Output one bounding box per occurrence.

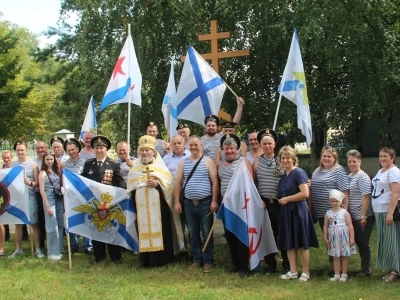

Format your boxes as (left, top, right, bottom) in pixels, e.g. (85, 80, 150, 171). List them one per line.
(0, 166, 30, 225)
(63, 169, 139, 252)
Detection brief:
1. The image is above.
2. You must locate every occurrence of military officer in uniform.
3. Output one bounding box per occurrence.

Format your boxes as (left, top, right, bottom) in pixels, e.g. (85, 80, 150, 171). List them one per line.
(81, 135, 126, 263)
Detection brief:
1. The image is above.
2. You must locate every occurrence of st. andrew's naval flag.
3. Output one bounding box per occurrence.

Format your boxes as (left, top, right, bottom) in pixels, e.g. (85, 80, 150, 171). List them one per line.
(63, 169, 139, 252)
(161, 61, 178, 139)
(80, 95, 97, 139)
(175, 45, 226, 125)
(0, 166, 30, 225)
(216, 158, 277, 270)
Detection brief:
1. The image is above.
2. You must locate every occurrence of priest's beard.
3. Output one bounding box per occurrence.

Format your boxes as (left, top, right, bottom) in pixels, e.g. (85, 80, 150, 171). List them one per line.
(140, 156, 153, 164)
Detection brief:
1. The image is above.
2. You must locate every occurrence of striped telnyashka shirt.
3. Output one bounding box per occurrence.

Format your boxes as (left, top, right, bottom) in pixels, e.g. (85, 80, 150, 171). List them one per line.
(310, 165, 349, 218)
(201, 132, 223, 161)
(183, 156, 212, 200)
(348, 170, 373, 220)
(255, 155, 284, 199)
(218, 159, 240, 197)
(64, 158, 84, 174)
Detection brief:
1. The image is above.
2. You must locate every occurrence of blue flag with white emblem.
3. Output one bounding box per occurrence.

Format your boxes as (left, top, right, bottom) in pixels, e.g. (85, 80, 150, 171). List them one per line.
(161, 61, 178, 139)
(278, 29, 312, 147)
(175, 46, 226, 125)
(0, 166, 30, 225)
(63, 169, 139, 252)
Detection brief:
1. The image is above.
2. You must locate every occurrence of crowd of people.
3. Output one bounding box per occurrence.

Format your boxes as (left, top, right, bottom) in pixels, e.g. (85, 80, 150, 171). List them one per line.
(1, 96, 399, 283)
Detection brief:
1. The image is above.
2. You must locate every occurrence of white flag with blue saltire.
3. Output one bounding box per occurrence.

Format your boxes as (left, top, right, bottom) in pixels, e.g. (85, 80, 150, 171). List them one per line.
(80, 95, 97, 139)
(100, 32, 142, 111)
(63, 169, 139, 252)
(216, 158, 277, 270)
(0, 166, 30, 225)
(161, 62, 178, 140)
(278, 29, 312, 147)
(175, 45, 226, 125)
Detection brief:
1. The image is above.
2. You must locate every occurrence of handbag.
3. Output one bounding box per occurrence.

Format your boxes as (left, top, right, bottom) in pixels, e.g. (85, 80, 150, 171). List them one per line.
(387, 167, 400, 222)
(48, 173, 63, 197)
(393, 202, 400, 222)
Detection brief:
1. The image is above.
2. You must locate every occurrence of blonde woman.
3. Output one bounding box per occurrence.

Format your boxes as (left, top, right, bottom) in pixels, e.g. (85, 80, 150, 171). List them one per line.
(309, 146, 349, 230)
(278, 146, 318, 282)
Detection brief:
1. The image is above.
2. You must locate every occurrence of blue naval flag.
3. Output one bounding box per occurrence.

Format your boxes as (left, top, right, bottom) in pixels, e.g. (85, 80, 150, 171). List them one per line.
(80, 95, 97, 139)
(175, 45, 226, 125)
(63, 169, 139, 252)
(0, 166, 30, 225)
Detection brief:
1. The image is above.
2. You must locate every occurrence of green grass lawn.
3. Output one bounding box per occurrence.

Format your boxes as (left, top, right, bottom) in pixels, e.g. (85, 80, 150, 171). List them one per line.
(1, 225, 400, 300)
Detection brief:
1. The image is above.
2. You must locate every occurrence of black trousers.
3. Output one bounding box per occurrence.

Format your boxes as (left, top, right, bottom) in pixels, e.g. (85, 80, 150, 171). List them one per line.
(93, 240, 121, 262)
(225, 228, 248, 270)
(35, 192, 46, 248)
(263, 202, 289, 271)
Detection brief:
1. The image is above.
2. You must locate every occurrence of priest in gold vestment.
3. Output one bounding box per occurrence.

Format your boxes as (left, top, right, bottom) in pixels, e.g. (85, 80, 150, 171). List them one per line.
(127, 135, 184, 267)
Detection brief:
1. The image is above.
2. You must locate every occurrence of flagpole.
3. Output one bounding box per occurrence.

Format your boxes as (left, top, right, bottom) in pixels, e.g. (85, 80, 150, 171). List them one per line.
(29, 225, 34, 257)
(193, 47, 239, 98)
(202, 215, 217, 252)
(273, 94, 283, 130)
(166, 103, 170, 142)
(63, 198, 72, 270)
(127, 24, 132, 147)
(66, 231, 72, 270)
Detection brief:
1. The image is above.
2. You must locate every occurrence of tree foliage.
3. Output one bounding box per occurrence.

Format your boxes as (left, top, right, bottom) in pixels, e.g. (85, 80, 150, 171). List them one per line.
(0, 21, 32, 142)
(27, 0, 400, 156)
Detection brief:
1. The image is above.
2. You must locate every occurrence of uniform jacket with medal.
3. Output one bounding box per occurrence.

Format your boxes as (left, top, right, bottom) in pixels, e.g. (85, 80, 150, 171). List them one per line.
(82, 157, 126, 189)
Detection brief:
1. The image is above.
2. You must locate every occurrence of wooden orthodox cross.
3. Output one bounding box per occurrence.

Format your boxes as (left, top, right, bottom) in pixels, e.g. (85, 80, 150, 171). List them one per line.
(180, 20, 250, 121)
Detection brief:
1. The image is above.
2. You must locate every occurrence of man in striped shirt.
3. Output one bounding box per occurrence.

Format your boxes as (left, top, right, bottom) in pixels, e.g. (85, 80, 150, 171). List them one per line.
(253, 128, 289, 274)
(174, 136, 219, 273)
(200, 97, 244, 161)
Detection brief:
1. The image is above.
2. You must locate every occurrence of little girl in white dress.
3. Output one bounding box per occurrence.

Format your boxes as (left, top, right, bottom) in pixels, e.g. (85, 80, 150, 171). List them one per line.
(323, 189, 356, 282)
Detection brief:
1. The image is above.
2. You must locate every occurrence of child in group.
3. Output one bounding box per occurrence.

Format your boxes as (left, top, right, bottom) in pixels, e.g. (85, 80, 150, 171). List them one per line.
(323, 189, 356, 282)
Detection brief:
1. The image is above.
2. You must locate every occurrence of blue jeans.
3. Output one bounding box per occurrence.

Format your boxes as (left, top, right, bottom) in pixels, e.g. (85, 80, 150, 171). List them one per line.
(69, 233, 92, 250)
(184, 198, 214, 264)
(44, 191, 64, 256)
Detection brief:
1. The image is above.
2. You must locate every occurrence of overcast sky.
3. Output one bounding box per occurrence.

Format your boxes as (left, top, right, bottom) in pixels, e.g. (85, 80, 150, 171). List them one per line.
(0, 0, 76, 47)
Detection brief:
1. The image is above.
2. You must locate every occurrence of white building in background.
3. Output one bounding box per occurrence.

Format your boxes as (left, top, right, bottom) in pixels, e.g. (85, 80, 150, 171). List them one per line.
(54, 129, 75, 141)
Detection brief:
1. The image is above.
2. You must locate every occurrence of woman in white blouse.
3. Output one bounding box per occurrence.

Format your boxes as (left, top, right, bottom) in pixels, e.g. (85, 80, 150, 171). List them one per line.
(371, 147, 400, 282)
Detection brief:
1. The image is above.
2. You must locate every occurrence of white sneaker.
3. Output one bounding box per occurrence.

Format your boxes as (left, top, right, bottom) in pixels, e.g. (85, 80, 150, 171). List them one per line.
(339, 274, 348, 282)
(330, 274, 340, 282)
(35, 248, 44, 259)
(48, 255, 62, 261)
(8, 249, 23, 259)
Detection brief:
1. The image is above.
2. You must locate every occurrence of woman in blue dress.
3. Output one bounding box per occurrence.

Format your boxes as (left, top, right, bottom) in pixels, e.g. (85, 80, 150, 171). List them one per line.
(278, 146, 319, 282)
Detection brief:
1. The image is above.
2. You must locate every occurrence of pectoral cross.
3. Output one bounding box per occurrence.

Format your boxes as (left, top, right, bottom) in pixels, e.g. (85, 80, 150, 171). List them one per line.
(143, 167, 154, 179)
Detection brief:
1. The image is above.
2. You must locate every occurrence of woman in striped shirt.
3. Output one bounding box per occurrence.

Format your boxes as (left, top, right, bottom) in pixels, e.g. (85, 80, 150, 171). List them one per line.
(347, 150, 374, 277)
(309, 146, 349, 271)
(309, 146, 349, 230)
